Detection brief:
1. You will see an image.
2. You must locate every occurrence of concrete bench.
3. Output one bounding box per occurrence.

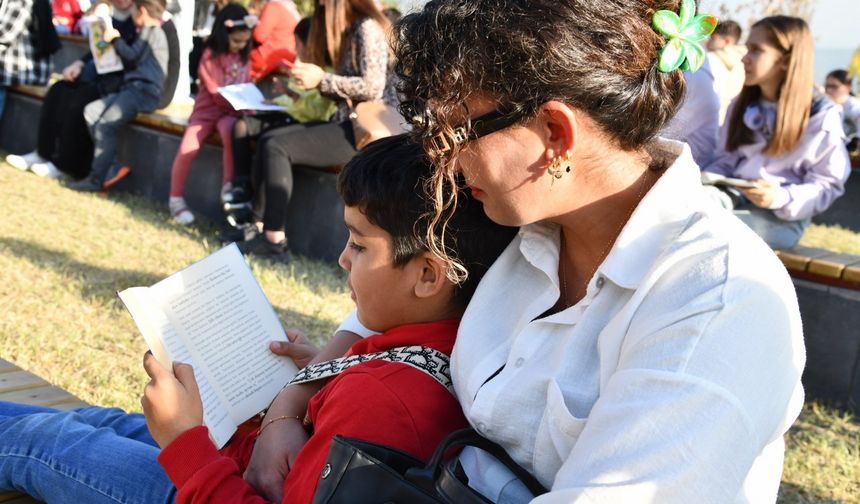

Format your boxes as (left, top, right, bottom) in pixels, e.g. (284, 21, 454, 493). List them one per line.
(0, 84, 347, 262)
(0, 358, 88, 503)
(775, 246, 860, 414)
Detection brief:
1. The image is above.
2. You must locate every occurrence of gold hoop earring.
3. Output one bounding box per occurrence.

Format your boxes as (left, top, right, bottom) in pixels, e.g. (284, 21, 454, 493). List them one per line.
(547, 154, 572, 183)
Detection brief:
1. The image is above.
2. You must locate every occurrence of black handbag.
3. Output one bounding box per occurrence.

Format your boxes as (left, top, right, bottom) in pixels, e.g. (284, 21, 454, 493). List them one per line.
(312, 428, 548, 504)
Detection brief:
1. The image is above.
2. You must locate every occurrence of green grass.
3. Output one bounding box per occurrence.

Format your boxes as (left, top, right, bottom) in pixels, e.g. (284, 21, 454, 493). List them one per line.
(800, 223, 860, 255)
(1, 159, 858, 502)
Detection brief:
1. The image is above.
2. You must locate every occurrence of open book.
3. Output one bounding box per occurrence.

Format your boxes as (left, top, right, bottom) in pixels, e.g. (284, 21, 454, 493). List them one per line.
(700, 171, 760, 189)
(118, 244, 297, 448)
(83, 14, 124, 74)
(218, 83, 285, 112)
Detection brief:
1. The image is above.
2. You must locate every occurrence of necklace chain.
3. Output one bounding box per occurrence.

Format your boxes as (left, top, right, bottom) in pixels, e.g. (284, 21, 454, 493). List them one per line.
(559, 169, 653, 309)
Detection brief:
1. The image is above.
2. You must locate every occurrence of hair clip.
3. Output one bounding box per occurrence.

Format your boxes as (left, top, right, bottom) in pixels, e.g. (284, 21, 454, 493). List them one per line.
(224, 15, 259, 29)
(652, 0, 718, 73)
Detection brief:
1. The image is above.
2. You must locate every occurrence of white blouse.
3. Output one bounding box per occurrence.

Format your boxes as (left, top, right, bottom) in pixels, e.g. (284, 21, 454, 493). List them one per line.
(454, 139, 805, 503)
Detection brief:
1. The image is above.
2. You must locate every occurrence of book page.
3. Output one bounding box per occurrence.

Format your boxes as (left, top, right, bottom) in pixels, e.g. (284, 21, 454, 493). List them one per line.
(84, 15, 124, 74)
(118, 287, 233, 448)
(148, 244, 297, 447)
(218, 83, 285, 112)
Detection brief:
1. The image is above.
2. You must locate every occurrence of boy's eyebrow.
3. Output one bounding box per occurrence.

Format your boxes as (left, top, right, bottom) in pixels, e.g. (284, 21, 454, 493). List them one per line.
(345, 222, 366, 237)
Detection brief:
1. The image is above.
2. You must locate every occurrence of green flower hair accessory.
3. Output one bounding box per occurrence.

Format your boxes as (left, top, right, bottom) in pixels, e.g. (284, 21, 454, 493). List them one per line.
(652, 0, 718, 73)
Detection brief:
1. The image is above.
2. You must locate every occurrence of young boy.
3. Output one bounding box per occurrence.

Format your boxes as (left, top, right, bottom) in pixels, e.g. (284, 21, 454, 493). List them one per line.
(68, 0, 169, 192)
(0, 135, 517, 503)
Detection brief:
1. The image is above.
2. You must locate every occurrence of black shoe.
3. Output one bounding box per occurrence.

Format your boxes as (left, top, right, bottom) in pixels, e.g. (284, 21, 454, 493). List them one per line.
(219, 222, 259, 243)
(237, 233, 291, 262)
(67, 176, 103, 192)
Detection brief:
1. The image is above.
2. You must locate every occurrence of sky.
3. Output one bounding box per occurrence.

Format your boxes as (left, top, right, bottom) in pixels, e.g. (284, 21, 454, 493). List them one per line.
(399, 0, 860, 49)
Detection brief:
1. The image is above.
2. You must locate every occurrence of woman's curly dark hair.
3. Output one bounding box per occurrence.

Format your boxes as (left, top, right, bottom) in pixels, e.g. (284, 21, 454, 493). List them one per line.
(393, 0, 687, 279)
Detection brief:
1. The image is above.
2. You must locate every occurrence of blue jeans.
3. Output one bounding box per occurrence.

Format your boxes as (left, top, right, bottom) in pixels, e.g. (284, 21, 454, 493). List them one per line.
(0, 86, 7, 120)
(0, 402, 176, 503)
(703, 185, 810, 249)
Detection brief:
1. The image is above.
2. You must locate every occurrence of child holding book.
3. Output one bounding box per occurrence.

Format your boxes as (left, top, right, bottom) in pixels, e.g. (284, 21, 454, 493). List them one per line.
(702, 16, 851, 249)
(0, 135, 518, 504)
(168, 4, 253, 225)
(67, 0, 169, 192)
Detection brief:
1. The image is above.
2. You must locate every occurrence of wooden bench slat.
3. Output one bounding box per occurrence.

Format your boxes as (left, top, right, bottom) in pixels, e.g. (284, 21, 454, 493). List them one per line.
(0, 361, 20, 374)
(0, 371, 50, 395)
(0, 493, 40, 503)
(0, 385, 80, 406)
(777, 246, 834, 273)
(807, 252, 860, 280)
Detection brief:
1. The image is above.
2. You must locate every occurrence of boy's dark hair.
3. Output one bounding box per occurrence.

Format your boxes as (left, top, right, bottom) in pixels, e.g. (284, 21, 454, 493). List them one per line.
(383, 7, 402, 24)
(205, 3, 252, 60)
(713, 19, 742, 42)
(294, 17, 312, 45)
(135, 0, 166, 19)
(338, 134, 517, 306)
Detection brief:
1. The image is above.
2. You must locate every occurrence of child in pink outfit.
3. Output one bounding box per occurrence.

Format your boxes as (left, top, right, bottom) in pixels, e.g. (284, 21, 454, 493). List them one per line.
(168, 4, 253, 225)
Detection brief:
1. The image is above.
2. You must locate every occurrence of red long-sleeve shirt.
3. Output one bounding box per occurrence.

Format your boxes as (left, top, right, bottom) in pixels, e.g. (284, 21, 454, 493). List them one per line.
(158, 319, 467, 504)
(249, 0, 299, 81)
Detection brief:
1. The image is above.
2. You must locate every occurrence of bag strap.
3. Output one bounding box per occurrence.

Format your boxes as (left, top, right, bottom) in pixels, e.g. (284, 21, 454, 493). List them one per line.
(406, 429, 549, 498)
(288, 345, 454, 395)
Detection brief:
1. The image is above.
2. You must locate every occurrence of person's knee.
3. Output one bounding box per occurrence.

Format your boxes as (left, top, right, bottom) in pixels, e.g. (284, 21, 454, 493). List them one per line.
(233, 118, 247, 138)
(83, 101, 105, 127)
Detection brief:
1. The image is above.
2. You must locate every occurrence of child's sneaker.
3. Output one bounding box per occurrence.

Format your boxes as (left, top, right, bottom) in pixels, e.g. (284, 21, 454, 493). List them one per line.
(237, 233, 291, 262)
(67, 176, 103, 192)
(30, 161, 64, 179)
(5, 151, 45, 171)
(103, 165, 131, 190)
(169, 197, 195, 225)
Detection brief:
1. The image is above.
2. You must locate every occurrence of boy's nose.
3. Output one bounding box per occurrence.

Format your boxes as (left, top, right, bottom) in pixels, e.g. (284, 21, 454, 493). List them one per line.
(337, 247, 350, 271)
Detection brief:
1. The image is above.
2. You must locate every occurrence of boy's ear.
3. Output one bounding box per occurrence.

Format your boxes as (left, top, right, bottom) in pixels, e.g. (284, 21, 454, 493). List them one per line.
(412, 252, 451, 299)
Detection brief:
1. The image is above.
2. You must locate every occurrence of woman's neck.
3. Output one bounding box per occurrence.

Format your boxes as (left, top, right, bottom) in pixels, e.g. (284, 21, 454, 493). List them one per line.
(551, 149, 657, 306)
(759, 81, 781, 102)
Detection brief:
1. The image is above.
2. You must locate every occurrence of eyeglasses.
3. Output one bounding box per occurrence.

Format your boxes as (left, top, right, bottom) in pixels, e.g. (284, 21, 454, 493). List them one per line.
(403, 102, 529, 155)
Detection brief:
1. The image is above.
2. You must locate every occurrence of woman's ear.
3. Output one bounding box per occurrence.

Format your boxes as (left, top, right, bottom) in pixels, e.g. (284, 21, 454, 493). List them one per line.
(538, 101, 577, 163)
(412, 252, 451, 299)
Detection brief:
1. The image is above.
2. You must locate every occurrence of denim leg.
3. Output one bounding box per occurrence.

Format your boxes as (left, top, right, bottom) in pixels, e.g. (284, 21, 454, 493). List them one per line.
(734, 205, 811, 249)
(0, 404, 176, 503)
(0, 86, 7, 120)
(84, 88, 156, 183)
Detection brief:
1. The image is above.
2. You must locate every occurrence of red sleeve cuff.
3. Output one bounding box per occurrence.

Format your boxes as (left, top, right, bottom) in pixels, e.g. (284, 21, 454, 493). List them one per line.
(157, 426, 222, 488)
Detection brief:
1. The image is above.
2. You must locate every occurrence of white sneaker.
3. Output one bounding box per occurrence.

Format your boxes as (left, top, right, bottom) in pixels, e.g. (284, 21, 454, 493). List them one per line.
(6, 151, 45, 171)
(169, 197, 195, 225)
(30, 161, 64, 179)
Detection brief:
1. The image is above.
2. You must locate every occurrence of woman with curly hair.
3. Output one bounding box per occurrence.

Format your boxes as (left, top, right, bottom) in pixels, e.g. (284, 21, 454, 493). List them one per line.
(250, 1, 807, 502)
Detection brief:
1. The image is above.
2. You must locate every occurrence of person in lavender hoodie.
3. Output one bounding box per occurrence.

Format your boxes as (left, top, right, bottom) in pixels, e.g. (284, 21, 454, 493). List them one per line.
(703, 16, 850, 249)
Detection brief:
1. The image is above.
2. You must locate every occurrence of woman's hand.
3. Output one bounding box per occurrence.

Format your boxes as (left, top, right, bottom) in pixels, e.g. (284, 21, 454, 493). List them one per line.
(62, 61, 84, 81)
(270, 328, 320, 369)
(741, 179, 779, 209)
(141, 352, 204, 449)
(103, 26, 120, 43)
(290, 62, 325, 90)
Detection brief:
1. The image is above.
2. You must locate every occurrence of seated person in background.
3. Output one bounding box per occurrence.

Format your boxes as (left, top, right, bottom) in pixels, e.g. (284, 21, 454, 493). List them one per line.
(706, 19, 746, 125)
(237, 0, 395, 260)
(661, 55, 720, 167)
(5, 0, 137, 180)
(168, 4, 253, 225)
(222, 16, 337, 238)
(249, 0, 300, 81)
(52, 0, 83, 34)
(68, 0, 170, 192)
(0, 0, 54, 122)
(824, 69, 860, 142)
(703, 16, 850, 250)
(0, 135, 519, 504)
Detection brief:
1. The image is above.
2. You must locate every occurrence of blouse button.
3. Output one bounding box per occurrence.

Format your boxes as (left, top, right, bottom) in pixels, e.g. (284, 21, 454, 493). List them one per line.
(595, 276, 605, 289)
(515, 357, 525, 367)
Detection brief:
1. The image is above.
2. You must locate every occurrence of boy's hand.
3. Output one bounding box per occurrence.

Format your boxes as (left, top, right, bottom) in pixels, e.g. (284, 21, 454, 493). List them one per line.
(103, 26, 120, 43)
(243, 418, 309, 501)
(141, 352, 204, 448)
(290, 62, 325, 90)
(270, 328, 319, 369)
